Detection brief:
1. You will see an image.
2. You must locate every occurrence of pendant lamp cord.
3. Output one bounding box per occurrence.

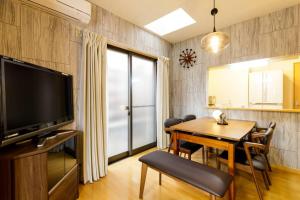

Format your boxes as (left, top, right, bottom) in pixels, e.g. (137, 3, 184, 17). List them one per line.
(211, 0, 218, 32)
(213, 0, 216, 32)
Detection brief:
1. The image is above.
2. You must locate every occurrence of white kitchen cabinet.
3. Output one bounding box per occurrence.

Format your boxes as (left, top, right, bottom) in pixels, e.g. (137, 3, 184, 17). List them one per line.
(249, 70, 283, 107)
(263, 70, 283, 104)
(249, 72, 263, 104)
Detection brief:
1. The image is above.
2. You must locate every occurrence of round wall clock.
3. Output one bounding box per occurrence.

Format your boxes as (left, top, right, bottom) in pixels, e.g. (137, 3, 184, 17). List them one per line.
(179, 49, 197, 68)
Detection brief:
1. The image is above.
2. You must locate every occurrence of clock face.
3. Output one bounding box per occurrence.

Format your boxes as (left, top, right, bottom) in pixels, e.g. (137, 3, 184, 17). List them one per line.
(179, 49, 197, 68)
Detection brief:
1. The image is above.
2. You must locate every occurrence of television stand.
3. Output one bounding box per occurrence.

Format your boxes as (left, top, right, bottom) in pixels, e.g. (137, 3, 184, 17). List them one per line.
(0, 130, 79, 200)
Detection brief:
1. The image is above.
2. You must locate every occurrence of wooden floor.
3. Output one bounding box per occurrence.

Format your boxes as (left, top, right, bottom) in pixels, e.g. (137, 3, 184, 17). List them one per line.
(79, 148, 300, 200)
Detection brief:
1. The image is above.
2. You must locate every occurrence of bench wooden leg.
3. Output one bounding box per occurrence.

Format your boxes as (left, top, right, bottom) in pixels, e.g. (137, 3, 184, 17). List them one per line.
(159, 172, 162, 185)
(139, 163, 148, 199)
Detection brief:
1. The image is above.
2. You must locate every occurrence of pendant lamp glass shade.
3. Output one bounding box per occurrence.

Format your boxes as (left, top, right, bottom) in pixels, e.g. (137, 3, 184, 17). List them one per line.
(201, 0, 230, 53)
(200, 31, 230, 53)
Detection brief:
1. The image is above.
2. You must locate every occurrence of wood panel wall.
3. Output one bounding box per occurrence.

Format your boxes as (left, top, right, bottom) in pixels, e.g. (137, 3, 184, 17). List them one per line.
(0, 0, 171, 129)
(170, 4, 300, 169)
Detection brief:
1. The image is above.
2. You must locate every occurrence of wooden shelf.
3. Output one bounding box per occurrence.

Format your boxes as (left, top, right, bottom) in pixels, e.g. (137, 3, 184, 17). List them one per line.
(207, 106, 300, 113)
(0, 130, 78, 160)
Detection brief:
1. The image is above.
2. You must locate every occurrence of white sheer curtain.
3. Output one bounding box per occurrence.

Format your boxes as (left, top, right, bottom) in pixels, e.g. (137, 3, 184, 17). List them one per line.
(78, 30, 108, 183)
(156, 57, 170, 149)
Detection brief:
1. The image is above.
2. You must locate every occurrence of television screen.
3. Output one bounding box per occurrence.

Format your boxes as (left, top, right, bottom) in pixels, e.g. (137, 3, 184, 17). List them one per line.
(0, 56, 73, 146)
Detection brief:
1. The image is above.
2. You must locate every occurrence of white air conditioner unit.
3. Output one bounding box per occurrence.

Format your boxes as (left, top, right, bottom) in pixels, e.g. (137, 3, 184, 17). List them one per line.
(29, 0, 91, 24)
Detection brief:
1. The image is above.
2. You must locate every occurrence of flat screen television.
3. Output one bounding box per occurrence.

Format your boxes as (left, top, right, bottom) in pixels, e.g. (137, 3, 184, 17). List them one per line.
(0, 56, 74, 147)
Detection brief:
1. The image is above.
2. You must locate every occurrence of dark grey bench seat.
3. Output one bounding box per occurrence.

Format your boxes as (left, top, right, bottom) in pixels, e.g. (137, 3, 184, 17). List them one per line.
(138, 150, 233, 199)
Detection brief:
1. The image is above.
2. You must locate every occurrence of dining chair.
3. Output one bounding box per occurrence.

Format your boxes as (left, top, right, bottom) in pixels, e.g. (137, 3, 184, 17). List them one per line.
(164, 117, 205, 162)
(217, 128, 274, 200)
(255, 122, 276, 133)
(182, 114, 210, 164)
(182, 114, 196, 122)
(182, 114, 207, 161)
(251, 122, 276, 171)
(164, 118, 182, 153)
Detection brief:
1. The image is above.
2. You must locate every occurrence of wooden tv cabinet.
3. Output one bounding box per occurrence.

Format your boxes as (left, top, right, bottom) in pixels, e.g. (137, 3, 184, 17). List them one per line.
(0, 130, 79, 200)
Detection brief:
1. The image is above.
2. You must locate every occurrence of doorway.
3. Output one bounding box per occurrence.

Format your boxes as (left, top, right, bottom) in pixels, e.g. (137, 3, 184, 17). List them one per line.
(107, 46, 157, 163)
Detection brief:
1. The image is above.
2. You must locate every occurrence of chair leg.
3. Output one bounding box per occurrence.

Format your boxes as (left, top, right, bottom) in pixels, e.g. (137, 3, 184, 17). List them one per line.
(261, 171, 270, 190)
(205, 146, 209, 164)
(167, 134, 173, 153)
(139, 163, 148, 199)
(216, 149, 219, 156)
(264, 154, 272, 172)
(210, 194, 216, 200)
(215, 149, 219, 166)
(188, 153, 191, 160)
(202, 148, 205, 164)
(249, 165, 263, 200)
(265, 171, 272, 186)
(159, 172, 162, 185)
(216, 158, 221, 170)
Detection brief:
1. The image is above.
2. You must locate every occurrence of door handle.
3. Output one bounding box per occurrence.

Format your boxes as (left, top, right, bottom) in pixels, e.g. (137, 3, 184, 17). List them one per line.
(120, 105, 129, 111)
(120, 105, 131, 116)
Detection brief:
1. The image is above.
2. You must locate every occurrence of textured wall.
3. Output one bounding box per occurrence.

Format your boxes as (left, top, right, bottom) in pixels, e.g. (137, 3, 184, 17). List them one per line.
(0, 0, 171, 129)
(170, 4, 300, 169)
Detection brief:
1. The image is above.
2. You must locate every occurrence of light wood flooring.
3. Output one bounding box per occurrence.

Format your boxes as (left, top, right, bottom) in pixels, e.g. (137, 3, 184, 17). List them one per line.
(79, 148, 300, 200)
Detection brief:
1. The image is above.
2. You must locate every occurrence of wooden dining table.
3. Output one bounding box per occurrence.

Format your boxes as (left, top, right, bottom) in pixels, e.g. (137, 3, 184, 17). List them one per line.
(169, 117, 256, 200)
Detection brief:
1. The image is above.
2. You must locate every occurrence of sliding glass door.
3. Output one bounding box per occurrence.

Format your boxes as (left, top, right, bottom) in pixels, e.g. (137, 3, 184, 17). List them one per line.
(107, 49, 129, 159)
(107, 47, 156, 163)
(131, 56, 156, 151)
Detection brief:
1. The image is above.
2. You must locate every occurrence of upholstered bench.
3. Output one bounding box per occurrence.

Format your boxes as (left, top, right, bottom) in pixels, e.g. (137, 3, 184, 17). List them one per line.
(138, 151, 233, 200)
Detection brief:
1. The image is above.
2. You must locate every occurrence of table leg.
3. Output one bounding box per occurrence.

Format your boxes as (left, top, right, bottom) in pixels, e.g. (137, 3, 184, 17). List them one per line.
(172, 131, 179, 155)
(228, 143, 235, 200)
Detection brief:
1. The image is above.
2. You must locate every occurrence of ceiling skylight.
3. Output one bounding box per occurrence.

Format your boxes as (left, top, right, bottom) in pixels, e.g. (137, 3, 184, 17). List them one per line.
(144, 8, 196, 36)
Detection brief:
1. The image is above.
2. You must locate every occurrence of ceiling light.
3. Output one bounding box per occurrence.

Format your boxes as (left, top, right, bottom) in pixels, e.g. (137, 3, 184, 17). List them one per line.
(201, 0, 230, 54)
(144, 8, 196, 36)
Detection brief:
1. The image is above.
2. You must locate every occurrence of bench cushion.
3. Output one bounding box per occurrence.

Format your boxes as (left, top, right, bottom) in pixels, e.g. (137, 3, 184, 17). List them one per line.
(139, 151, 232, 197)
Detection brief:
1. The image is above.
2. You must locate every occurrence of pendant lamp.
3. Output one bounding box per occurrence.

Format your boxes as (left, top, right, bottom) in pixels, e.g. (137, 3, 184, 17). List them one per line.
(200, 0, 230, 53)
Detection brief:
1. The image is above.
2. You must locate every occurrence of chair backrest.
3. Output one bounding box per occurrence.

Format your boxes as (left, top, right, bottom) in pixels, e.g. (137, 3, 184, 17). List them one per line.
(164, 118, 183, 132)
(268, 122, 276, 129)
(182, 114, 196, 122)
(261, 128, 274, 155)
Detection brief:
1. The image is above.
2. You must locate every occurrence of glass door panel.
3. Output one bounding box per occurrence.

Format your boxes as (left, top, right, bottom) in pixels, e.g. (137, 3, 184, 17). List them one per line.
(132, 106, 156, 149)
(131, 56, 156, 149)
(107, 49, 129, 158)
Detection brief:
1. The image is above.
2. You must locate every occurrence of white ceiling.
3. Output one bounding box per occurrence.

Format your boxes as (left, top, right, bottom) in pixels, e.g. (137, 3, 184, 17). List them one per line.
(90, 0, 299, 43)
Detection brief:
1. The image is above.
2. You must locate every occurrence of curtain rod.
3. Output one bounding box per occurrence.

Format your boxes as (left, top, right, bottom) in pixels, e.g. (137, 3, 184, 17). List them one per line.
(81, 29, 167, 60)
(107, 39, 160, 60)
